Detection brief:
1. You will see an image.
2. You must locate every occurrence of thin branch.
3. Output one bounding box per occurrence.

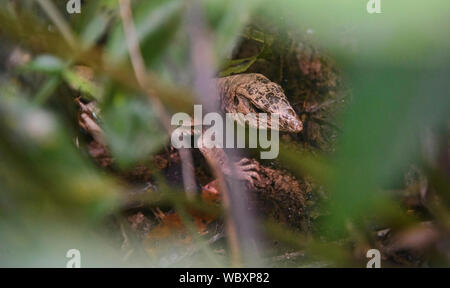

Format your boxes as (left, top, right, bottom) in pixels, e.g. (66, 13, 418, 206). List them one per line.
(119, 0, 197, 198)
(35, 0, 77, 47)
(185, 0, 262, 267)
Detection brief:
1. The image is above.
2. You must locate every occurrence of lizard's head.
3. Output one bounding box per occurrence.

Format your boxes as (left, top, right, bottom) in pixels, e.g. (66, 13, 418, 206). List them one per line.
(225, 73, 303, 133)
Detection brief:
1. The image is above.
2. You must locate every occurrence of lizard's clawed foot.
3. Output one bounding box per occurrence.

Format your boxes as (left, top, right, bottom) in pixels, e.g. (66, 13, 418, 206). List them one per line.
(233, 158, 261, 188)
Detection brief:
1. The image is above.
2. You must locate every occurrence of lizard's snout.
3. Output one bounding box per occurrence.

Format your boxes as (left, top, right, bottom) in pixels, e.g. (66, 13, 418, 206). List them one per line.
(289, 117, 303, 133)
(279, 109, 303, 133)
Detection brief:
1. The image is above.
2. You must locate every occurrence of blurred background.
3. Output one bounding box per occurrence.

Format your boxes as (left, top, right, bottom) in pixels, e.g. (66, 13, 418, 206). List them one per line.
(0, 0, 449, 267)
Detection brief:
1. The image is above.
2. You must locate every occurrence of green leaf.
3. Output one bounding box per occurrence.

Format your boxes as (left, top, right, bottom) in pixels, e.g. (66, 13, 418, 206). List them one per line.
(33, 75, 62, 105)
(102, 93, 167, 168)
(205, 0, 260, 61)
(24, 55, 65, 74)
(219, 55, 259, 77)
(242, 27, 274, 45)
(0, 94, 119, 216)
(62, 69, 104, 101)
(259, 0, 450, 66)
(324, 65, 450, 235)
(80, 12, 111, 48)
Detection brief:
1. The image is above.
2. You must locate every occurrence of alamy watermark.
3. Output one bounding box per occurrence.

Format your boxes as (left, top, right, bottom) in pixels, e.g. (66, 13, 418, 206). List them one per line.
(366, 0, 381, 14)
(366, 249, 381, 268)
(66, 248, 81, 268)
(66, 1, 381, 15)
(171, 105, 280, 159)
(66, 0, 81, 14)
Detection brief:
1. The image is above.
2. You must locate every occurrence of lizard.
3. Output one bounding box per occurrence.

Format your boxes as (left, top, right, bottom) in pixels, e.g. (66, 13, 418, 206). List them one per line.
(77, 73, 303, 187)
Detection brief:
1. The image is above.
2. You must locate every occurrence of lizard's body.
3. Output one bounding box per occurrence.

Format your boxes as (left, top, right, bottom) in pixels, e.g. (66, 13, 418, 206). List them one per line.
(78, 73, 302, 185)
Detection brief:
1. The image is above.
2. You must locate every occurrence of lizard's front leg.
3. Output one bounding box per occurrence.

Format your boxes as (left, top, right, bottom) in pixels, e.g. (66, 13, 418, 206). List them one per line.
(197, 136, 260, 187)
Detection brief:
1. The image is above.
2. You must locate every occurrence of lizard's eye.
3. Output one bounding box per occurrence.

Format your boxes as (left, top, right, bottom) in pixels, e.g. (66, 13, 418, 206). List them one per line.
(288, 110, 296, 117)
(252, 105, 265, 114)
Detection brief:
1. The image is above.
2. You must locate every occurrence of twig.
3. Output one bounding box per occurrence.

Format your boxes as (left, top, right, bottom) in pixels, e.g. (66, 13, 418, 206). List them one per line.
(185, 0, 262, 267)
(185, 0, 241, 266)
(118, 0, 197, 198)
(35, 0, 77, 47)
(119, 220, 136, 262)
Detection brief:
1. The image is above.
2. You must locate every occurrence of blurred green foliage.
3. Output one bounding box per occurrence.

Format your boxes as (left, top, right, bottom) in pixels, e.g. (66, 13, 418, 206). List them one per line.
(0, 0, 448, 267)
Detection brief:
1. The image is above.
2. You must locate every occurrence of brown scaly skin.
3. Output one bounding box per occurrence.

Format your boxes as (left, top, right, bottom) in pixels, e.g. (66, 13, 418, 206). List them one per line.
(199, 74, 303, 186)
(78, 73, 303, 187)
(217, 73, 302, 133)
